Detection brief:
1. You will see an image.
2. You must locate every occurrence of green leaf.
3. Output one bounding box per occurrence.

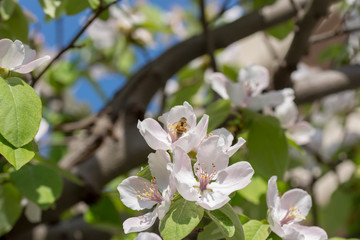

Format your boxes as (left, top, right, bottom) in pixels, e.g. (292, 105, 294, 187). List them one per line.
(38, 0, 66, 19)
(170, 80, 203, 107)
(266, 232, 282, 240)
(207, 209, 235, 238)
(0, 77, 42, 148)
(48, 61, 79, 91)
(0, 134, 35, 170)
(214, 203, 245, 240)
(237, 175, 267, 205)
(329, 238, 360, 240)
(198, 222, 224, 240)
(0, 183, 22, 236)
(318, 189, 352, 236)
(205, 99, 231, 132)
(34, 154, 84, 186)
(245, 110, 288, 179)
(266, 20, 294, 40)
(84, 195, 122, 231)
(159, 197, 204, 240)
(243, 220, 271, 240)
(0, 0, 16, 20)
(1, 3, 29, 43)
(65, 0, 90, 15)
(10, 164, 63, 209)
(88, 0, 100, 9)
(136, 165, 153, 181)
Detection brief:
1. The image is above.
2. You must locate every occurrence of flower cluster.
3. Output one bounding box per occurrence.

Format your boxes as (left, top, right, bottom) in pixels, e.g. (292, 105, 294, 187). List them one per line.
(117, 101, 254, 233)
(206, 64, 315, 145)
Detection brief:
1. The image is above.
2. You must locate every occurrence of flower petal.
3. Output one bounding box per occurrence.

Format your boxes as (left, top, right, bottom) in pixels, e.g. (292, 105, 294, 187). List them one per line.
(286, 121, 315, 145)
(226, 137, 246, 157)
(148, 150, 171, 192)
(196, 136, 229, 173)
(135, 232, 162, 240)
(206, 72, 230, 99)
(274, 99, 298, 127)
(266, 176, 280, 209)
(137, 119, 171, 150)
(117, 176, 157, 210)
(248, 88, 294, 111)
(123, 210, 158, 234)
(0, 39, 25, 69)
(287, 224, 328, 240)
(197, 190, 230, 210)
(211, 128, 234, 149)
(211, 161, 254, 195)
(13, 55, 50, 74)
(173, 147, 200, 202)
(226, 82, 247, 107)
(280, 188, 312, 220)
(238, 64, 269, 96)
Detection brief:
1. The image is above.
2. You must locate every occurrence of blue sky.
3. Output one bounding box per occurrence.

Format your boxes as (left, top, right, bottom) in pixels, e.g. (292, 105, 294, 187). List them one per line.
(18, 0, 191, 112)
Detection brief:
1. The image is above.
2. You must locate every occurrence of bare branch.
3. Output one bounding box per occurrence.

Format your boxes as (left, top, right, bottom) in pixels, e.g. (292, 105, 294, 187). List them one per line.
(310, 25, 360, 43)
(200, 0, 218, 72)
(273, 0, 333, 89)
(30, 0, 120, 87)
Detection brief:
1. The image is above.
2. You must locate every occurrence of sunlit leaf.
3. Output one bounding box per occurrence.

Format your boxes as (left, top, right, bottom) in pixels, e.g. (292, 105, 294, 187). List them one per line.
(159, 197, 204, 240)
(243, 220, 271, 240)
(0, 77, 42, 148)
(0, 183, 22, 236)
(0, 134, 35, 170)
(0, 0, 16, 20)
(205, 99, 231, 132)
(10, 164, 63, 209)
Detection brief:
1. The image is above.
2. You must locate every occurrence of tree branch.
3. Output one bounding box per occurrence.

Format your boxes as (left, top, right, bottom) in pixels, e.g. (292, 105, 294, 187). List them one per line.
(310, 25, 360, 43)
(30, 0, 120, 87)
(273, 0, 333, 89)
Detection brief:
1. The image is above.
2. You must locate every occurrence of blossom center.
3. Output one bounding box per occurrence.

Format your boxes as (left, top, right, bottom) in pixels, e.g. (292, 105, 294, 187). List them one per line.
(195, 162, 217, 192)
(167, 117, 189, 142)
(280, 205, 305, 225)
(136, 177, 164, 203)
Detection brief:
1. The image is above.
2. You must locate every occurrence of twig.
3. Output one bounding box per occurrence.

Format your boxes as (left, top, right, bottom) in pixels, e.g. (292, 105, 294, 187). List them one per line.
(54, 115, 98, 133)
(30, 0, 120, 87)
(209, 0, 232, 24)
(310, 25, 360, 43)
(199, 0, 218, 72)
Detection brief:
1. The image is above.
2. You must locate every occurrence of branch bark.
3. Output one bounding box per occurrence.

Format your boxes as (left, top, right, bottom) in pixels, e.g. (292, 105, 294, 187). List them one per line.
(273, 0, 333, 89)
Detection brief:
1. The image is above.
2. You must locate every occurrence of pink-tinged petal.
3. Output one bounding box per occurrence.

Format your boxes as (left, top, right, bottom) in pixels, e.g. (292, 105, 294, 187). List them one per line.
(226, 137, 246, 157)
(137, 119, 171, 150)
(267, 176, 280, 209)
(238, 64, 269, 96)
(206, 72, 230, 99)
(148, 150, 171, 192)
(22, 44, 36, 64)
(196, 136, 229, 173)
(275, 99, 298, 127)
(197, 190, 230, 210)
(211, 161, 254, 195)
(268, 208, 285, 237)
(135, 232, 162, 240)
(288, 224, 328, 240)
(248, 88, 294, 111)
(280, 189, 312, 220)
(0, 39, 25, 69)
(117, 176, 157, 210)
(173, 147, 200, 202)
(287, 121, 315, 145)
(226, 82, 247, 107)
(123, 210, 158, 234)
(13, 55, 50, 74)
(173, 114, 209, 153)
(157, 196, 171, 220)
(211, 128, 234, 149)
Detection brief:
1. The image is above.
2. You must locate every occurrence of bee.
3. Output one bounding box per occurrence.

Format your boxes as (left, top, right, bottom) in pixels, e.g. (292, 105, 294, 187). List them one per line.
(174, 117, 189, 139)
